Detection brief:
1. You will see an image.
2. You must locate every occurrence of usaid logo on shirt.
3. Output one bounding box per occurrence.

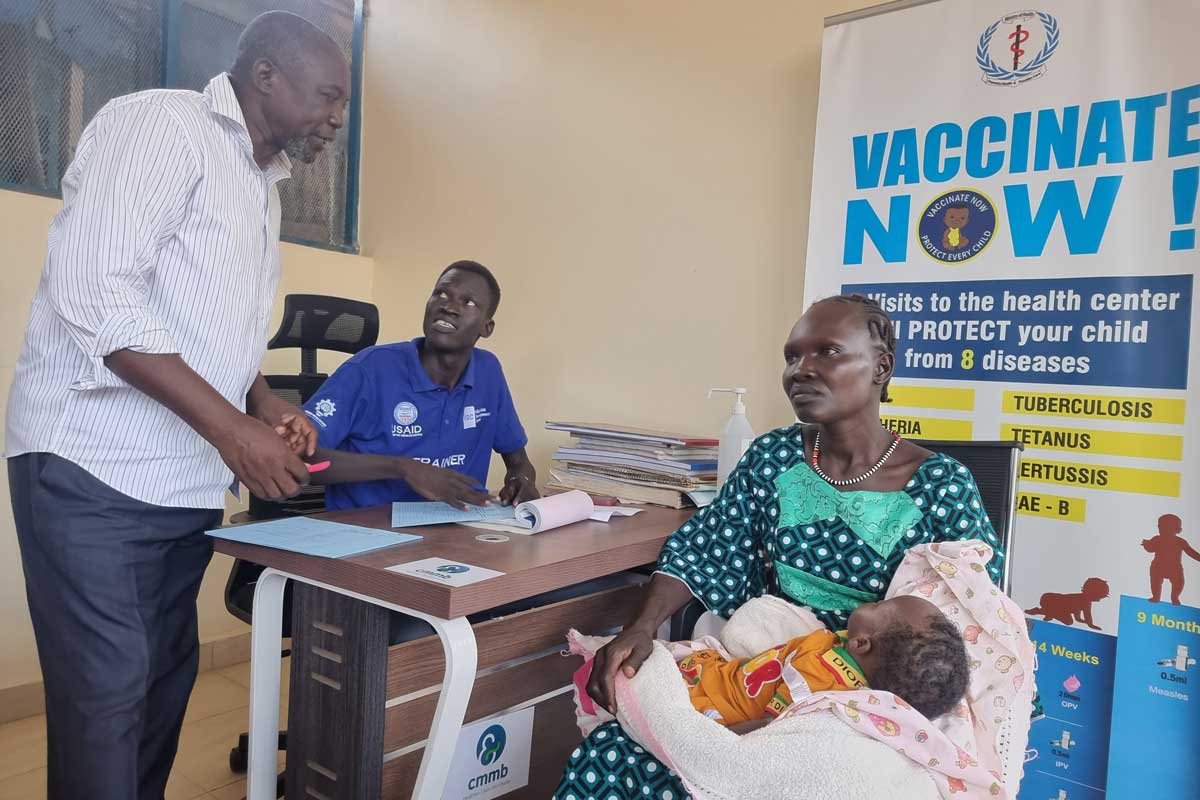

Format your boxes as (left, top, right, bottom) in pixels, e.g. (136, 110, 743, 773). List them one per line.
(392, 401, 423, 438)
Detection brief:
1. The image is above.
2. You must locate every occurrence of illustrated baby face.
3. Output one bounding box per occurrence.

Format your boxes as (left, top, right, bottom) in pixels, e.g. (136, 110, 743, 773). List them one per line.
(943, 207, 970, 228)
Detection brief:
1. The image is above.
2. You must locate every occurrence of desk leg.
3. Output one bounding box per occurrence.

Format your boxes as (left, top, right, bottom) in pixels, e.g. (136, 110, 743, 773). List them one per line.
(242, 570, 477, 800)
(246, 568, 287, 800)
(410, 615, 478, 800)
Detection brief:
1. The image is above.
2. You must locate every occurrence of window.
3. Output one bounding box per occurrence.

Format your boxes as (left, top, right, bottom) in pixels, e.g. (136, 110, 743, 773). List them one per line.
(0, 0, 363, 251)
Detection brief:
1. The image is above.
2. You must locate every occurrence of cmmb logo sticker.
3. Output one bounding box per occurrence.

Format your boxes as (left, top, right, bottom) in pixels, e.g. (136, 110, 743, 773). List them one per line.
(445, 706, 533, 800)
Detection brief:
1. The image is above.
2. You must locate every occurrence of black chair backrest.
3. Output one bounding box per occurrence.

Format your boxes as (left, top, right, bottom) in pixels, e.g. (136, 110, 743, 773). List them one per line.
(268, 294, 379, 376)
(226, 294, 379, 625)
(911, 439, 1023, 594)
(246, 295, 380, 521)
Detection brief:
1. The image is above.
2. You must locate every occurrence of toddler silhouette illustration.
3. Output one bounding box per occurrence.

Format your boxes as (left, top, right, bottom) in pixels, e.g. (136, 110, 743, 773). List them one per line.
(1142, 513, 1199, 605)
(941, 205, 971, 251)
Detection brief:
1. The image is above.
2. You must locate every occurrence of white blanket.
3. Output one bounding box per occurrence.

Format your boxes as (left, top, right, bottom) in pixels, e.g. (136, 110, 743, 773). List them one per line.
(567, 541, 1034, 800)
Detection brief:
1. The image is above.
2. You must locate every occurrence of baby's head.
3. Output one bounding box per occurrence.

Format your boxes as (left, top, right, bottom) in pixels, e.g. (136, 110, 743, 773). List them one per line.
(845, 595, 969, 720)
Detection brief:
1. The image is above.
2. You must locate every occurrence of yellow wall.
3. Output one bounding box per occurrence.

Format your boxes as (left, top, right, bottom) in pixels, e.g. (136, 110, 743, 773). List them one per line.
(360, 0, 876, 475)
(0, 190, 375, 689)
(1, 0, 879, 690)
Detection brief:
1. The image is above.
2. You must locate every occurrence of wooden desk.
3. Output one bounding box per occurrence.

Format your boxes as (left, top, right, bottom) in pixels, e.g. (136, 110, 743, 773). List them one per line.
(214, 504, 690, 800)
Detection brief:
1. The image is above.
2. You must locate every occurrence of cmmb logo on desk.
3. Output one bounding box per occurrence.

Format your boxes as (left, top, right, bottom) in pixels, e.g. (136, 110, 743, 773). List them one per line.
(447, 707, 533, 800)
(470, 724, 508, 788)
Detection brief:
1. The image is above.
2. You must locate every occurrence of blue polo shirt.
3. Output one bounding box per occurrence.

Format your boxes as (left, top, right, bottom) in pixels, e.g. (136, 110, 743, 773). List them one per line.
(302, 338, 528, 511)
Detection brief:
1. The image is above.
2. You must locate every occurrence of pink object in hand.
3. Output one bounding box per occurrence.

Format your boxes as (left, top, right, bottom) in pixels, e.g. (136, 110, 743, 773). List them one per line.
(306, 460, 331, 473)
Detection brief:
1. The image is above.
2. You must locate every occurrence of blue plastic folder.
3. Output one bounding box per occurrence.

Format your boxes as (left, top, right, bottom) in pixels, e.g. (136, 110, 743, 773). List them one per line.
(207, 516, 421, 558)
(390, 501, 517, 528)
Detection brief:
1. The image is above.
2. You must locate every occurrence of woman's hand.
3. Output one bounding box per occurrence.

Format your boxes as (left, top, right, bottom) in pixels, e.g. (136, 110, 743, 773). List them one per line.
(587, 623, 656, 715)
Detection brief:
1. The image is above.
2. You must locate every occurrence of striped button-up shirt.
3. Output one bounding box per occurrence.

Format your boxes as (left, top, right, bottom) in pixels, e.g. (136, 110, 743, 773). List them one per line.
(5, 74, 291, 509)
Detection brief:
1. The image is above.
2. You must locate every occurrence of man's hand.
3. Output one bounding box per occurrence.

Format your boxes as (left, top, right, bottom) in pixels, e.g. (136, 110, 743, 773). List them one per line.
(274, 412, 318, 458)
(401, 460, 495, 510)
(215, 414, 311, 500)
(498, 447, 537, 507)
(247, 378, 317, 458)
(499, 473, 539, 506)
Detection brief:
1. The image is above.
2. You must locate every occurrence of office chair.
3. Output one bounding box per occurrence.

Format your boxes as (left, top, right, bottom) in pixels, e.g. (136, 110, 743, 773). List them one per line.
(223, 294, 379, 789)
(908, 438, 1023, 594)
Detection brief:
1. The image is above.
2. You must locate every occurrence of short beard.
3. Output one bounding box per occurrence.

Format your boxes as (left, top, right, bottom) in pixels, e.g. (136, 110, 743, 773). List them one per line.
(284, 136, 319, 164)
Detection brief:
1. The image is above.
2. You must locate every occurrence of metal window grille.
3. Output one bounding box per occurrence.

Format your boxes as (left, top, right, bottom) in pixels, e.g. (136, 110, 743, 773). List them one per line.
(0, 0, 361, 250)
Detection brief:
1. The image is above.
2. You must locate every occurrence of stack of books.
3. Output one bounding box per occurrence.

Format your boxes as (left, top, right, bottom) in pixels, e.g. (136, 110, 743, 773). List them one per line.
(544, 421, 719, 508)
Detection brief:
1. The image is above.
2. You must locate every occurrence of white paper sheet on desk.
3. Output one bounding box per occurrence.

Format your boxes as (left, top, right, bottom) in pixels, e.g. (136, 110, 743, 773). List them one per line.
(207, 517, 421, 558)
(461, 495, 642, 534)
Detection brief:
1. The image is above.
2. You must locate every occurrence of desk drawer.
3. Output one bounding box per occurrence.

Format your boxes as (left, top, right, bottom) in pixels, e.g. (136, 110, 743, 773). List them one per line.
(286, 581, 644, 799)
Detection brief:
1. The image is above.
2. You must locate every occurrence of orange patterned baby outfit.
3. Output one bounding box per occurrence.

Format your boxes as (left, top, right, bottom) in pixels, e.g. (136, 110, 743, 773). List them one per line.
(678, 629, 868, 725)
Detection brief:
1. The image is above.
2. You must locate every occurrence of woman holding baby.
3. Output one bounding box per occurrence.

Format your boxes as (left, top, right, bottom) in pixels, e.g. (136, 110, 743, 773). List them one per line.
(553, 295, 1005, 800)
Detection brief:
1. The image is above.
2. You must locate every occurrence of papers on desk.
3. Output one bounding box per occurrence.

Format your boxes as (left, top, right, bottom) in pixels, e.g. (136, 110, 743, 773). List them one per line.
(390, 501, 517, 528)
(207, 516, 421, 558)
(391, 490, 642, 535)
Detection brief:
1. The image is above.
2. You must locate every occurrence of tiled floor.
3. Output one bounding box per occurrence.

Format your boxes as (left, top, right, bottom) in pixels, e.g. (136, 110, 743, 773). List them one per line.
(0, 659, 289, 800)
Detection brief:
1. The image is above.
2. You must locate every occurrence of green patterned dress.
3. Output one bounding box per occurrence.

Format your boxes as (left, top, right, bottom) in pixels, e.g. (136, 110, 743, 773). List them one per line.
(553, 425, 1004, 800)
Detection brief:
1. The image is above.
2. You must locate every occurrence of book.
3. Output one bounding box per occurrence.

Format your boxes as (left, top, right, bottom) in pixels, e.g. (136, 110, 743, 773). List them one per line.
(545, 421, 718, 448)
(546, 469, 689, 509)
(575, 438, 719, 459)
(552, 447, 717, 475)
(555, 461, 717, 490)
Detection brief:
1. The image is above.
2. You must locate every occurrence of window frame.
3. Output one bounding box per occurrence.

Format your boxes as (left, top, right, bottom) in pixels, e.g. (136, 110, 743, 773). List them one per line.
(1, 0, 364, 254)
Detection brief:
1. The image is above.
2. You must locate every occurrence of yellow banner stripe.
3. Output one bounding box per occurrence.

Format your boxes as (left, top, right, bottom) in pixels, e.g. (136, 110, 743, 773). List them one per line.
(1016, 491, 1086, 523)
(887, 385, 975, 411)
(882, 416, 973, 440)
(1019, 458, 1180, 497)
(1000, 424, 1183, 461)
(1002, 391, 1185, 425)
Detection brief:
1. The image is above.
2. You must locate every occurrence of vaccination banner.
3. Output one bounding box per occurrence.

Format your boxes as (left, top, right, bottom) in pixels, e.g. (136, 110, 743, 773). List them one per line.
(804, 2, 1199, 796)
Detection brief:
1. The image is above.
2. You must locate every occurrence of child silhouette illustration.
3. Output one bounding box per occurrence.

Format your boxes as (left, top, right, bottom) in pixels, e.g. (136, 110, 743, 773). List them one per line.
(1142, 513, 1200, 605)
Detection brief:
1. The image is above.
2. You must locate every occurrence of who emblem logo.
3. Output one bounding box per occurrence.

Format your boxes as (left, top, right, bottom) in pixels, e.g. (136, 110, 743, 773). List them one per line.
(977, 11, 1061, 86)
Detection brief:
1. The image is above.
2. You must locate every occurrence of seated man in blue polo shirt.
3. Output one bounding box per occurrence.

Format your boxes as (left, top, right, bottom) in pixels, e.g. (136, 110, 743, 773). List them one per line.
(303, 261, 639, 638)
(303, 260, 538, 510)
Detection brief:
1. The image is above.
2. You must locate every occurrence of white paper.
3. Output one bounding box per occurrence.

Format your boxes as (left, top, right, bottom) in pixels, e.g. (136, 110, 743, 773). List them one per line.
(386, 557, 504, 586)
(441, 706, 534, 800)
(589, 507, 644, 522)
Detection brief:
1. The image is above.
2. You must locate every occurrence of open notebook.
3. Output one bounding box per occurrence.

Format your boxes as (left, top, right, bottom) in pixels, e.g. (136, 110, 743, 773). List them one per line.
(391, 490, 640, 534)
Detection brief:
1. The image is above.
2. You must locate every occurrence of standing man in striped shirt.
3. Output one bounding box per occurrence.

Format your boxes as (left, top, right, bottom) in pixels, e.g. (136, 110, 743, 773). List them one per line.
(4, 12, 349, 799)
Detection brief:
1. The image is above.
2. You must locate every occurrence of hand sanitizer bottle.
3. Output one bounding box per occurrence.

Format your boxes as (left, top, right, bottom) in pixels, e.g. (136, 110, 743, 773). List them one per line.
(709, 388, 755, 486)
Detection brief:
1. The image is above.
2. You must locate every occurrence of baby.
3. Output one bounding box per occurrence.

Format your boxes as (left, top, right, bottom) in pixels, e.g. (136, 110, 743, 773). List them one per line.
(679, 595, 969, 726)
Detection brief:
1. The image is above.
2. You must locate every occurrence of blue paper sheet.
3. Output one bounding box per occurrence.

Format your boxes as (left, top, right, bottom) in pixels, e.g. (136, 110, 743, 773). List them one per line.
(208, 516, 421, 558)
(390, 501, 517, 528)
